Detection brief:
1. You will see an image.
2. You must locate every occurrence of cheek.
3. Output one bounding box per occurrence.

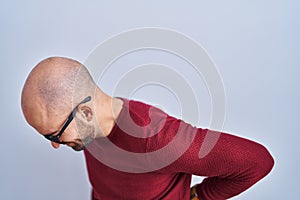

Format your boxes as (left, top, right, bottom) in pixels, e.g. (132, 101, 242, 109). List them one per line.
(65, 124, 79, 139)
(79, 124, 95, 139)
(58, 124, 80, 142)
(74, 118, 95, 139)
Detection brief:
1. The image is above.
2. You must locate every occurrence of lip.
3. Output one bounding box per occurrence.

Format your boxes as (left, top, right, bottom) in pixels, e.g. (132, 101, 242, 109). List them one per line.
(66, 143, 75, 147)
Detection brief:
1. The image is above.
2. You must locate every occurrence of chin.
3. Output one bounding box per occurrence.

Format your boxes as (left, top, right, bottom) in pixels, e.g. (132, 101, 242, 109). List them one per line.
(72, 145, 85, 151)
(72, 137, 94, 151)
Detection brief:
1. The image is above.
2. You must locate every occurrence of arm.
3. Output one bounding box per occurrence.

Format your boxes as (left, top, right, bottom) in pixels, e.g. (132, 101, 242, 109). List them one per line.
(129, 100, 274, 199)
(164, 128, 274, 199)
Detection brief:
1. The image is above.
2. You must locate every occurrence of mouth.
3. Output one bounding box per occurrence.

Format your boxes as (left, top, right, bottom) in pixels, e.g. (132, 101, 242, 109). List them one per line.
(66, 143, 76, 147)
(66, 138, 94, 151)
(66, 142, 85, 151)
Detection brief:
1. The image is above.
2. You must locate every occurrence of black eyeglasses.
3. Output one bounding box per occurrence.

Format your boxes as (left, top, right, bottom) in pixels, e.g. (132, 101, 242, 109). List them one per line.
(44, 96, 92, 144)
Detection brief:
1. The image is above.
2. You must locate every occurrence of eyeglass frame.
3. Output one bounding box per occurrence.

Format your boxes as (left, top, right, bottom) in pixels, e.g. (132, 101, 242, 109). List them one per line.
(44, 96, 92, 144)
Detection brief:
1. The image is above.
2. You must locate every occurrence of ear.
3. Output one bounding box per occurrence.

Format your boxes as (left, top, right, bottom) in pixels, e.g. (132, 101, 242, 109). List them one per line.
(78, 105, 93, 122)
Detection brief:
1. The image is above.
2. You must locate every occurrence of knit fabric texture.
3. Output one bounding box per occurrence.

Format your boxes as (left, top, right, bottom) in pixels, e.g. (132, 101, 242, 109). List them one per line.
(84, 98, 274, 200)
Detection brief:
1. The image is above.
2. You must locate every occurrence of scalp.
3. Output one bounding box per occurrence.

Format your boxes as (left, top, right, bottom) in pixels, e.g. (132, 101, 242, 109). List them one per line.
(21, 57, 95, 132)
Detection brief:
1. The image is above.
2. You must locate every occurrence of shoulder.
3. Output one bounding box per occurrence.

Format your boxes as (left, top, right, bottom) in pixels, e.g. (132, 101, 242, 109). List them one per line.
(117, 97, 167, 126)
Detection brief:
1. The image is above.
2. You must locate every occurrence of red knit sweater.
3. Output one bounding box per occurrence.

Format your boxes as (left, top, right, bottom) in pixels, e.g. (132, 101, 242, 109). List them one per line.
(84, 98, 274, 200)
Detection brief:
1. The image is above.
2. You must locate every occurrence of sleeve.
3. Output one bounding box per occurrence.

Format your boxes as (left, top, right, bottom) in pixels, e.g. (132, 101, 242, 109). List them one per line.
(158, 124, 274, 199)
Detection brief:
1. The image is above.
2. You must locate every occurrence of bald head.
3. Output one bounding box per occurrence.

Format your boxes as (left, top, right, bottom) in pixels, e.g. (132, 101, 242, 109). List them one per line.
(21, 57, 96, 131)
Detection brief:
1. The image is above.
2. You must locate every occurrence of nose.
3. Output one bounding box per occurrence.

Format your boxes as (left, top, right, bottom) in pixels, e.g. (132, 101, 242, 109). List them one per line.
(51, 141, 60, 149)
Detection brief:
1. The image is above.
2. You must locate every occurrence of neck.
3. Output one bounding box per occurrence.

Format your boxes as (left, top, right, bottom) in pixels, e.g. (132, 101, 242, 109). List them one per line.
(94, 89, 123, 138)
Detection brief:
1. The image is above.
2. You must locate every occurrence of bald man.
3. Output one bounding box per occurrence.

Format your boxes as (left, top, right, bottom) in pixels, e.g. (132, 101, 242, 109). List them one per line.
(21, 57, 274, 200)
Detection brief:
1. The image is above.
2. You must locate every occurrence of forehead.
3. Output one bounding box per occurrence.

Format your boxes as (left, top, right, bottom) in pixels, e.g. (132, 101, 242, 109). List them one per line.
(28, 104, 69, 136)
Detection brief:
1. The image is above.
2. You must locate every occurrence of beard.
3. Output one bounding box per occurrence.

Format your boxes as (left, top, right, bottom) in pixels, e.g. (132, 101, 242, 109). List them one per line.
(70, 137, 93, 151)
(71, 118, 96, 151)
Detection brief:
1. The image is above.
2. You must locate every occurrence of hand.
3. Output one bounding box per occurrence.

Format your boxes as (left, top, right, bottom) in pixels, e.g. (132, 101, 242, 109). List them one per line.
(190, 185, 200, 200)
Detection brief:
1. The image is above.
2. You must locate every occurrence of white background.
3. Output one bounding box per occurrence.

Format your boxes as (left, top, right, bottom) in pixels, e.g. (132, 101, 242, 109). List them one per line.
(1, 1, 299, 199)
